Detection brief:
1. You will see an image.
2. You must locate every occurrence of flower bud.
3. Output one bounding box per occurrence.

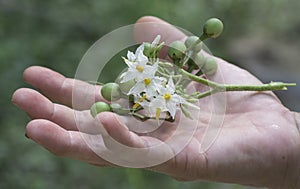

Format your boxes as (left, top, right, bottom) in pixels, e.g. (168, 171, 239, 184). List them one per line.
(202, 57, 218, 75)
(203, 18, 224, 38)
(90, 102, 111, 117)
(143, 42, 152, 57)
(101, 82, 121, 101)
(168, 41, 186, 60)
(184, 36, 202, 52)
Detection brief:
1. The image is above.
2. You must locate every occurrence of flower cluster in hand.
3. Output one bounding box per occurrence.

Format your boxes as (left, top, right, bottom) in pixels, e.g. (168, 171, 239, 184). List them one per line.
(90, 18, 296, 122)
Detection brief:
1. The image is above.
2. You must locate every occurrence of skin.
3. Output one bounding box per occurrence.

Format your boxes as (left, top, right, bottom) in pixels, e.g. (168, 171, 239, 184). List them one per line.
(12, 16, 300, 188)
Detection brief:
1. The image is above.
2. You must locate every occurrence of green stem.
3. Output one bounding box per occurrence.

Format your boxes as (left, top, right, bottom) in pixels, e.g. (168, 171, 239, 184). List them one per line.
(157, 65, 182, 80)
(158, 61, 173, 68)
(157, 69, 171, 78)
(199, 34, 209, 41)
(223, 82, 296, 91)
(195, 89, 216, 99)
(180, 68, 296, 98)
(180, 69, 219, 87)
(129, 112, 174, 122)
(181, 50, 193, 67)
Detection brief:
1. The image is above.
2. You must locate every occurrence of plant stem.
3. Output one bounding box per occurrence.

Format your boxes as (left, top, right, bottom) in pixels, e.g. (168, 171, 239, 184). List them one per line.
(195, 89, 217, 99)
(199, 34, 209, 41)
(223, 82, 296, 91)
(129, 112, 174, 122)
(180, 69, 219, 87)
(181, 50, 193, 67)
(180, 68, 296, 99)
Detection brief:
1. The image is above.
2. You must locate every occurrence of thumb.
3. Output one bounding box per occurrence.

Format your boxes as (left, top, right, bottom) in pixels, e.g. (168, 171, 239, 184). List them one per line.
(133, 16, 186, 45)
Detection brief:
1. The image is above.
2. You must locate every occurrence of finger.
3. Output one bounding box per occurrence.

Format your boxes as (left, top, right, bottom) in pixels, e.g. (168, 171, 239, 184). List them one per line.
(97, 112, 146, 148)
(23, 66, 103, 110)
(25, 119, 111, 166)
(97, 112, 178, 168)
(134, 16, 186, 44)
(12, 88, 100, 134)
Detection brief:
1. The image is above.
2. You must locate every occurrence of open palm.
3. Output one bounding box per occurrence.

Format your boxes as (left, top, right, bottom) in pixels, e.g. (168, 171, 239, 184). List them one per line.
(12, 16, 300, 188)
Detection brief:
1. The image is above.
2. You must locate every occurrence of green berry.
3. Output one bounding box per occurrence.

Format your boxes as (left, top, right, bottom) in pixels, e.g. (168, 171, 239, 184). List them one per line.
(90, 102, 111, 117)
(202, 57, 218, 75)
(168, 41, 186, 60)
(101, 82, 121, 101)
(193, 53, 206, 68)
(184, 36, 202, 52)
(115, 75, 136, 95)
(203, 18, 224, 38)
(120, 80, 136, 94)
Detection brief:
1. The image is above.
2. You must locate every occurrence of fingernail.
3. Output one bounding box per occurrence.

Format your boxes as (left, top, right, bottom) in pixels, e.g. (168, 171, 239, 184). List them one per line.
(11, 99, 18, 107)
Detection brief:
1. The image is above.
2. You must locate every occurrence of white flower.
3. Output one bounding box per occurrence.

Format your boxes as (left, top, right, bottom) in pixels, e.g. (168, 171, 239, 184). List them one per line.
(127, 44, 148, 65)
(148, 98, 168, 121)
(120, 45, 157, 83)
(156, 78, 199, 119)
(128, 76, 165, 97)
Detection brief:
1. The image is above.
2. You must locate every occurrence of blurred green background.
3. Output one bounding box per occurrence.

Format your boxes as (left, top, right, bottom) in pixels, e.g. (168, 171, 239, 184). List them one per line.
(1, 0, 299, 188)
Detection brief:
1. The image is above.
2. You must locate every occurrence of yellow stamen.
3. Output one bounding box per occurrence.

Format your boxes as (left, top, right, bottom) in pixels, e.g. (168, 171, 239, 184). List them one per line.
(133, 94, 147, 109)
(156, 108, 161, 121)
(136, 65, 144, 72)
(132, 103, 140, 109)
(144, 78, 151, 86)
(163, 93, 171, 101)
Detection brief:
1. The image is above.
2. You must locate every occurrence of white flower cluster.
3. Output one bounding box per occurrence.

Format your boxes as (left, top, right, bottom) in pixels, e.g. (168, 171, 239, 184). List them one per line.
(120, 36, 199, 120)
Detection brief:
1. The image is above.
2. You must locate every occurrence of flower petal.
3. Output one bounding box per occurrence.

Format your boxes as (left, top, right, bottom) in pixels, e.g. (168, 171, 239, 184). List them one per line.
(136, 45, 148, 64)
(151, 35, 161, 46)
(127, 51, 136, 62)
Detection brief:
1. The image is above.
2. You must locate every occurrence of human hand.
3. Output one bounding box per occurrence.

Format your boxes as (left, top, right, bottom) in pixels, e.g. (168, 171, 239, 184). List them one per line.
(12, 16, 300, 188)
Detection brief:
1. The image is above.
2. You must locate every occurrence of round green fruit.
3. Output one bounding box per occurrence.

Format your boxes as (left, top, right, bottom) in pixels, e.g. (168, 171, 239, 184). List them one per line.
(168, 41, 186, 60)
(203, 18, 224, 38)
(119, 79, 136, 94)
(101, 82, 121, 101)
(184, 36, 202, 52)
(193, 53, 206, 68)
(202, 57, 218, 75)
(115, 69, 136, 94)
(90, 102, 111, 117)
